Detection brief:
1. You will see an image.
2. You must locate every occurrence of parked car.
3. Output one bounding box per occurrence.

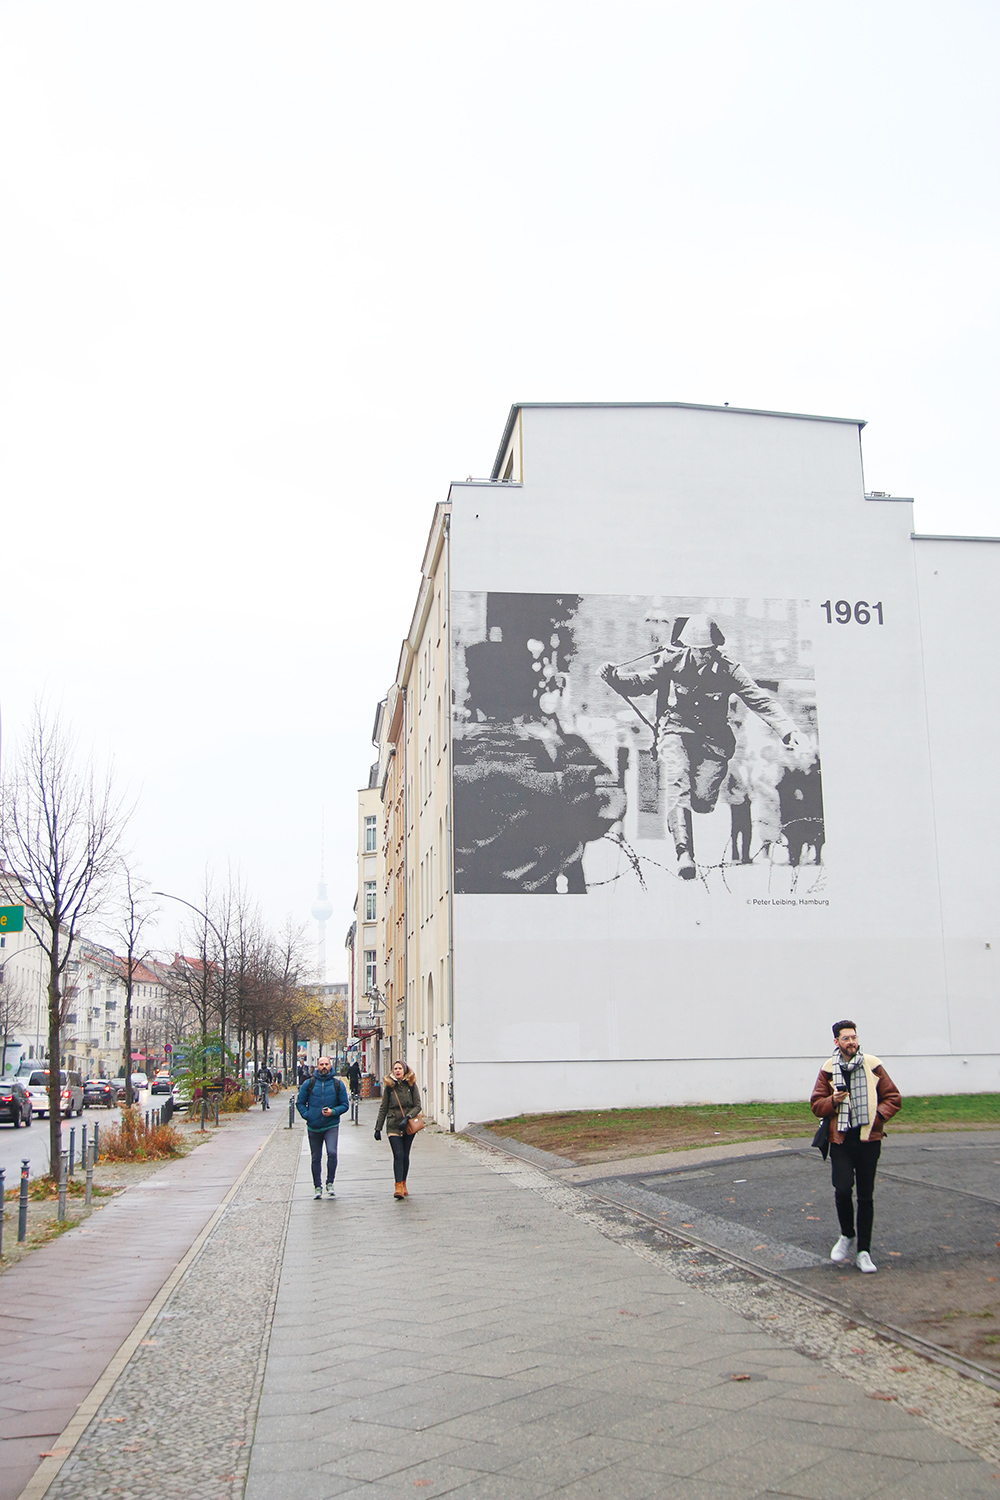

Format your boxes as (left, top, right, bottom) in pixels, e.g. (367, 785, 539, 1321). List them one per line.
(0, 1078, 32, 1127)
(18, 1069, 83, 1118)
(83, 1078, 116, 1109)
(150, 1074, 173, 1096)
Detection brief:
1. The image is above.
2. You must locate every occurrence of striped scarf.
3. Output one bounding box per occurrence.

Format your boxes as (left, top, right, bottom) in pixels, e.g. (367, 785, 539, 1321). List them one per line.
(834, 1050, 869, 1133)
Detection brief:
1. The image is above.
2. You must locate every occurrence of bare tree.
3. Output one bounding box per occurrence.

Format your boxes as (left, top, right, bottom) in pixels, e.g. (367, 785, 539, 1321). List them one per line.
(108, 867, 158, 1109)
(0, 708, 129, 1173)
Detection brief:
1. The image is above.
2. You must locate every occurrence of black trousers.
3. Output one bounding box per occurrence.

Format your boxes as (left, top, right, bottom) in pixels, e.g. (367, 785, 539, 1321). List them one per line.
(389, 1132, 413, 1183)
(308, 1126, 339, 1188)
(830, 1130, 881, 1252)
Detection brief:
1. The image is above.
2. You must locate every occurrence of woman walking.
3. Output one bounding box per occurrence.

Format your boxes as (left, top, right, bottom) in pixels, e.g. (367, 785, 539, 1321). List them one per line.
(374, 1060, 423, 1198)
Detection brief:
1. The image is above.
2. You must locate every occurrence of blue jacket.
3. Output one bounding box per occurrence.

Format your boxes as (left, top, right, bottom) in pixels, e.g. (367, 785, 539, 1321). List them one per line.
(296, 1072, 349, 1132)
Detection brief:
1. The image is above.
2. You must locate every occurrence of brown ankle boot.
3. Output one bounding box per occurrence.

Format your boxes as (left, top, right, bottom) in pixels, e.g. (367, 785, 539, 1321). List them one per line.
(400, 1182, 408, 1197)
(394, 1183, 404, 1199)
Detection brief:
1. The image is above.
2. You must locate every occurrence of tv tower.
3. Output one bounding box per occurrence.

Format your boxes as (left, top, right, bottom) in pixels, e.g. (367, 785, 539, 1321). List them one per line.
(310, 812, 334, 983)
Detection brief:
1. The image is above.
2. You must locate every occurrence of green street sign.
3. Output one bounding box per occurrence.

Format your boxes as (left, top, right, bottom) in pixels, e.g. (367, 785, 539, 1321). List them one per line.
(0, 905, 24, 933)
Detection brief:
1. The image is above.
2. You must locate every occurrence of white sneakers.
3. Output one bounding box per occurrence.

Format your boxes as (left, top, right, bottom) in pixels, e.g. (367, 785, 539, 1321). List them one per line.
(314, 1187, 323, 1200)
(830, 1236, 877, 1272)
(325, 1184, 336, 1197)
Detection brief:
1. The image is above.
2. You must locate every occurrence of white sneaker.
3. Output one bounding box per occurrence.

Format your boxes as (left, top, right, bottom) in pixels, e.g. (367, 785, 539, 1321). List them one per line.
(830, 1235, 856, 1263)
(856, 1251, 877, 1273)
(325, 1184, 336, 1197)
(314, 1187, 323, 1200)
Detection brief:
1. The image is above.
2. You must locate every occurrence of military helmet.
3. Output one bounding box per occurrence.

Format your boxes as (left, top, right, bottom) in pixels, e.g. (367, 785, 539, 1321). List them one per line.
(671, 614, 726, 648)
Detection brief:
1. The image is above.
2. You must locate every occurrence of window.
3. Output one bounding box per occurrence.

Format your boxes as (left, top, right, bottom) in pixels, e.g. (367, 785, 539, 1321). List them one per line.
(364, 950, 377, 993)
(364, 881, 376, 921)
(364, 815, 377, 853)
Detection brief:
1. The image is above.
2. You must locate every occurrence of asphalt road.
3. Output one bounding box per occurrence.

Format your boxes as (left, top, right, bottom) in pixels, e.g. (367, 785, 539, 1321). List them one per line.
(0, 1088, 163, 1179)
(590, 1129, 1000, 1371)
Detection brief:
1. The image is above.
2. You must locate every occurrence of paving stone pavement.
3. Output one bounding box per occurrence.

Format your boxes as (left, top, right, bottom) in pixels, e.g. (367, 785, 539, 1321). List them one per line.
(41, 1116, 301, 1500)
(242, 1109, 1000, 1500)
(0, 1106, 279, 1500)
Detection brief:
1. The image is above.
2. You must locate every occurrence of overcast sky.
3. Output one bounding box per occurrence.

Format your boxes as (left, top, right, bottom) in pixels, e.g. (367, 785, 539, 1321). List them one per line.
(1, 1, 997, 977)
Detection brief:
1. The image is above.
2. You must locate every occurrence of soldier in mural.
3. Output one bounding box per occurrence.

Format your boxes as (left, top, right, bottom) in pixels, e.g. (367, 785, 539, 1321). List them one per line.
(599, 615, 806, 879)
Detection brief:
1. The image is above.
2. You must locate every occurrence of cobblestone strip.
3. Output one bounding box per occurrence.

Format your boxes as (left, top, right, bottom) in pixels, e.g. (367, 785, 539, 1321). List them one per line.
(45, 1122, 301, 1500)
(458, 1133, 1000, 1469)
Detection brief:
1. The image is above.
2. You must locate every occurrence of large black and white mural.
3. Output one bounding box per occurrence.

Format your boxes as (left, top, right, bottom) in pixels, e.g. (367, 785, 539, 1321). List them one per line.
(452, 591, 824, 895)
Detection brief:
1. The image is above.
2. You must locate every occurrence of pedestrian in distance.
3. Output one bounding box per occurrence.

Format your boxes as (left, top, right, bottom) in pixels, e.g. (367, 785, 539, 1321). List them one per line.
(374, 1060, 423, 1199)
(297, 1056, 349, 1199)
(810, 1020, 901, 1273)
(258, 1062, 272, 1109)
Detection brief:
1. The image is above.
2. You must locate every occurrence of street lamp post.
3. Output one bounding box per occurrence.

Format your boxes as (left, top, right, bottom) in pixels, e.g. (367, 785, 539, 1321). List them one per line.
(153, 891, 230, 1085)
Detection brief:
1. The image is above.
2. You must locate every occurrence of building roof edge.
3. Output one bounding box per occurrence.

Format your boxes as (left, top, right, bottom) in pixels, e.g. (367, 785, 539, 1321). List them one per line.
(491, 400, 867, 476)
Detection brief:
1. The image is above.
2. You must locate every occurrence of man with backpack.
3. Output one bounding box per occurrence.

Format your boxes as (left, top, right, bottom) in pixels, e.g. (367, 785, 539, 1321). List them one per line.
(296, 1056, 349, 1199)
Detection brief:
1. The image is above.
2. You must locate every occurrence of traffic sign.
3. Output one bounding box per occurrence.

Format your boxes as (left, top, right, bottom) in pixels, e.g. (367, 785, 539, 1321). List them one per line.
(0, 906, 24, 933)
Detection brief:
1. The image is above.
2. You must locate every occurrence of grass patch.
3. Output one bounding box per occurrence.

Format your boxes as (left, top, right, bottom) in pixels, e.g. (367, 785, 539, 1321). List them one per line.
(482, 1093, 1000, 1164)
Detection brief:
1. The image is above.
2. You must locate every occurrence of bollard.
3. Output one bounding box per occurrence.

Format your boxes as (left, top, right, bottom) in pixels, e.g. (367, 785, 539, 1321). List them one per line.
(18, 1161, 29, 1242)
(85, 1144, 94, 1207)
(58, 1153, 68, 1222)
(288, 1096, 294, 1129)
(69, 1126, 76, 1176)
(93, 1122, 100, 1163)
(144, 1110, 149, 1132)
(0, 1168, 4, 1258)
(214, 1098, 219, 1126)
(200, 1098, 207, 1131)
(81, 1124, 88, 1171)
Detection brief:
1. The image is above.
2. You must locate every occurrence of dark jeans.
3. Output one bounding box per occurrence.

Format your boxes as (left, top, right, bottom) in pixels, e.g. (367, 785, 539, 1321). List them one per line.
(830, 1130, 881, 1252)
(308, 1126, 339, 1188)
(390, 1132, 413, 1183)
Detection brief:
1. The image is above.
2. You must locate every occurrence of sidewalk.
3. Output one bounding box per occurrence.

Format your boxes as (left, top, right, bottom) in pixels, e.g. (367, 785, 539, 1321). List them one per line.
(0, 1106, 278, 1500)
(244, 1108, 1000, 1500)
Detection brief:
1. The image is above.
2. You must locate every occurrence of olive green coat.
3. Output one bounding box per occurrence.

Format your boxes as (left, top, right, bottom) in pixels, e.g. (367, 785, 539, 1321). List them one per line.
(375, 1077, 422, 1135)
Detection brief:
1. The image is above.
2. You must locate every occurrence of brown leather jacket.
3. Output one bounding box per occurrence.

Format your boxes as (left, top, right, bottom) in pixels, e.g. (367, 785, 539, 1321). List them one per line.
(810, 1053, 901, 1145)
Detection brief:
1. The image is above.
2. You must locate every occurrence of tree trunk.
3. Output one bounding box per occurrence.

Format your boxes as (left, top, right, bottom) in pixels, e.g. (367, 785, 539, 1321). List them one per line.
(47, 954, 61, 1180)
(124, 980, 133, 1109)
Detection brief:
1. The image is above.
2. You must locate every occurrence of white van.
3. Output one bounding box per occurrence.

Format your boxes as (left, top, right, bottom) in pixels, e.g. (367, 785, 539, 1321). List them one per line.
(19, 1068, 84, 1118)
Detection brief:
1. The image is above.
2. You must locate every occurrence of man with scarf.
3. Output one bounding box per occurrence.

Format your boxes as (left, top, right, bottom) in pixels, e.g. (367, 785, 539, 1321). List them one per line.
(810, 1021, 901, 1272)
(599, 614, 804, 879)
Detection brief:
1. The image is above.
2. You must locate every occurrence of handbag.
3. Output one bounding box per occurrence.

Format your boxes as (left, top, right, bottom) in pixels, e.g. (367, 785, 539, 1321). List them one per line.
(811, 1115, 830, 1160)
(392, 1085, 425, 1136)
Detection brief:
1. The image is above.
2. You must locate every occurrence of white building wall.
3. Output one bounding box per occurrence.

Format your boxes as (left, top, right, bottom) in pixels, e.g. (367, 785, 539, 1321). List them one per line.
(914, 538, 1000, 1061)
(446, 404, 999, 1126)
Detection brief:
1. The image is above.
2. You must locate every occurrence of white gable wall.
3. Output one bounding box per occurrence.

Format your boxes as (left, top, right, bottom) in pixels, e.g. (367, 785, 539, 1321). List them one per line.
(446, 406, 997, 1126)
